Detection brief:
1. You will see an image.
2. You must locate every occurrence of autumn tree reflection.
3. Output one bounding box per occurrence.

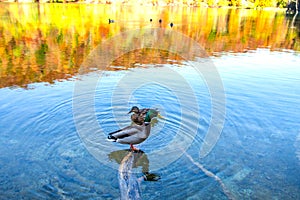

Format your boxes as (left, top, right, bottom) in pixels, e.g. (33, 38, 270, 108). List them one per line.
(0, 4, 299, 88)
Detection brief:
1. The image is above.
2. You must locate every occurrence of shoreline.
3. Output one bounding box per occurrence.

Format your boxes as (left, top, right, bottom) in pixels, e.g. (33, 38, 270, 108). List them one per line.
(0, 0, 291, 10)
(0, 1, 289, 11)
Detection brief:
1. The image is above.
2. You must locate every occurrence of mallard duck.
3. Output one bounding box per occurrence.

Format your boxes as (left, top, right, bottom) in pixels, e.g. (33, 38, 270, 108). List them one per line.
(128, 106, 159, 125)
(107, 114, 151, 151)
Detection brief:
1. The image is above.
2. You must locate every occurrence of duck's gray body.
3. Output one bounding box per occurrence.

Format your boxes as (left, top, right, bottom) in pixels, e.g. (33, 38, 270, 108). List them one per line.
(108, 122, 151, 145)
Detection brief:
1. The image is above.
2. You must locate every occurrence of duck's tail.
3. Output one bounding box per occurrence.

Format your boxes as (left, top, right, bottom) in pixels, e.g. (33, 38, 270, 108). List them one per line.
(107, 135, 117, 142)
(107, 130, 121, 142)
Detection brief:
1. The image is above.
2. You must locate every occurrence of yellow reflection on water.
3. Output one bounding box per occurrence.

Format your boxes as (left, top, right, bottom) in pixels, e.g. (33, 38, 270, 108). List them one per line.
(0, 4, 298, 88)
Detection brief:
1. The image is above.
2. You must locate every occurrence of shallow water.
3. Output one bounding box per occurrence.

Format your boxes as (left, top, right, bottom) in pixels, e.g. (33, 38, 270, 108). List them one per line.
(0, 4, 300, 200)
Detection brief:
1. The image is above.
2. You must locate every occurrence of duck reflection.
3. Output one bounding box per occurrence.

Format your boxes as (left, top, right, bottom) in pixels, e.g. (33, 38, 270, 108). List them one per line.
(108, 150, 160, 199)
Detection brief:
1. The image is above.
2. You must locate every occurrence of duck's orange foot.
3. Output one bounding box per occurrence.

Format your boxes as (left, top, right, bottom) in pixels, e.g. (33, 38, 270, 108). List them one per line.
(130, 144, 139, 152)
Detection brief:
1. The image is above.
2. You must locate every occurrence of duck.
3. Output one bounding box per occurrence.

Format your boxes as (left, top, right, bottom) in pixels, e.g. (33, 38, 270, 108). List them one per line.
(107, 113, 151, 151)
(128, 106, 159, 125)
(108, 18, 115, 24)
(130, 112, 145, 125)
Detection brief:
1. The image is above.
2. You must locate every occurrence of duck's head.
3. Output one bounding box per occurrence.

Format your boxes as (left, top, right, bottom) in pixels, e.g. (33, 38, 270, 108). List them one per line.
(128, 106, 140, 114)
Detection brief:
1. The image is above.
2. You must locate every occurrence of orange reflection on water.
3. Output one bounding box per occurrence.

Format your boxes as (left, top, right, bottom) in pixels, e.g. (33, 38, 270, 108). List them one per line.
(0, 4, 298, 88)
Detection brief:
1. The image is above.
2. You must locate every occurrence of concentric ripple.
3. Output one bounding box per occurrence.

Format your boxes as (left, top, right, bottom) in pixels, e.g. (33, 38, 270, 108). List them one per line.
(73, 28, 226, 171)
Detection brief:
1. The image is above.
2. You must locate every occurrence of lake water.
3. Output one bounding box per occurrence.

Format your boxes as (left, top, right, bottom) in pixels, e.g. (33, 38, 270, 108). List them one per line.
(0, 3, 300, 199)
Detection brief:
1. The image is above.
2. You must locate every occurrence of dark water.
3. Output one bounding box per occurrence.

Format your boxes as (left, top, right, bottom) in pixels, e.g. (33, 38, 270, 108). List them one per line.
(0, 4, 300, 200)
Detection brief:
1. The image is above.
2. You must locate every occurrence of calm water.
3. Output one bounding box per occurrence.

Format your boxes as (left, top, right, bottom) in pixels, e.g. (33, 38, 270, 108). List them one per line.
(0, 3, 300, 199)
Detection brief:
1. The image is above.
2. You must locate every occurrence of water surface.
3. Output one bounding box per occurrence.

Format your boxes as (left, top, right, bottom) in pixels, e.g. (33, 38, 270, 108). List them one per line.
(0, 4, 300, 199)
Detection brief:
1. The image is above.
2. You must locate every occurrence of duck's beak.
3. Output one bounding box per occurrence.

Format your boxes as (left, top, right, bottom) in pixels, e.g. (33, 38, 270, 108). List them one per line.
(128, 110, 133, 114)
(157, 113, 165, 119)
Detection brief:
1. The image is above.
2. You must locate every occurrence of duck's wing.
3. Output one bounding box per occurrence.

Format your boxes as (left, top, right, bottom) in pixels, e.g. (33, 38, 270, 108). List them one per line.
(117, 124, 150, 145)
(108, 125, 144, 141)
